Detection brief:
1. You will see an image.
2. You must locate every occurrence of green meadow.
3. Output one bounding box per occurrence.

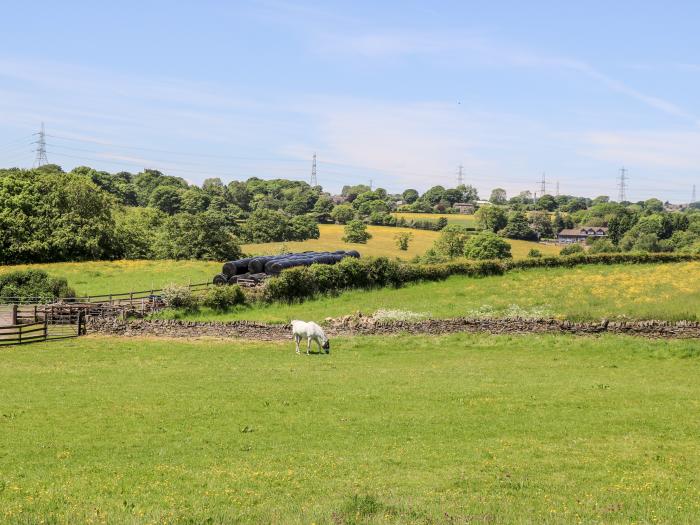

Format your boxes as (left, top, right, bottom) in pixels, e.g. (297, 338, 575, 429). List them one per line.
(167, 261, 700, 323)
(2, 333, 700, 524)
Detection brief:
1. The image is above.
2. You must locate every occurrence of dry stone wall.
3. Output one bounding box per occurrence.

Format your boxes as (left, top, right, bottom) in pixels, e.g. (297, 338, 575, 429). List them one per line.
(88, 315, 700, 340)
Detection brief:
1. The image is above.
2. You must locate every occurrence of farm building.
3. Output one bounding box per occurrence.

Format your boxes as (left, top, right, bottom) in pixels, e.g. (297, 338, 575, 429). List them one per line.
(557, 227, 608, 243)
(453, 202, 475, 214)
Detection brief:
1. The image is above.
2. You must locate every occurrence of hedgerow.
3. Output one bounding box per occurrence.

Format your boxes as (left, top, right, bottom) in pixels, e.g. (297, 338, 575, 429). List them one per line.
(262, 252, 700, 303)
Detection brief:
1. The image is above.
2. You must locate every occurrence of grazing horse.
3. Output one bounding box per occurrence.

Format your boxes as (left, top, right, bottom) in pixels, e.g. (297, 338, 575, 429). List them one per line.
(291, 320, 330, 355)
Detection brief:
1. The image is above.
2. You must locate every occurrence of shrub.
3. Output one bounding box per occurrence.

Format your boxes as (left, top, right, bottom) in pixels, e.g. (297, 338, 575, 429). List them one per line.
(202, 285, 246, 311)
(0, 269, 75, 302)
(588, 239, 620, 254)
(394, 232, 413, 251)
(527, 248, 542, 258)
(342, 220, 372, 243)
(434, 225, 470, 258)
(560, 243, 584, 256)
(162, 284, 199, 311)
(464, 232, 512, 260)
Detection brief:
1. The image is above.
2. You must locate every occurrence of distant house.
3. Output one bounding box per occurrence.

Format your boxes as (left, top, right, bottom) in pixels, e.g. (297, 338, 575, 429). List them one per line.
(453, 202, 475, 214)
(557, 227, 608, 243)
(331, 195, 347, 205)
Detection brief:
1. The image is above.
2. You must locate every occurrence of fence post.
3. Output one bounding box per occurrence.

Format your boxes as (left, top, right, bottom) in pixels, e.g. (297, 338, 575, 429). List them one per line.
(18, 324, 22, 345)
(11, 304, 17, 325)
(44, 317, 48, 340)
(33, 304, 38, 322)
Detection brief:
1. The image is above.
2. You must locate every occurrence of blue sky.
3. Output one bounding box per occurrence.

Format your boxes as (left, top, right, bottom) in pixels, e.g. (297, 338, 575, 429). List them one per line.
(1, 1, 699, 201)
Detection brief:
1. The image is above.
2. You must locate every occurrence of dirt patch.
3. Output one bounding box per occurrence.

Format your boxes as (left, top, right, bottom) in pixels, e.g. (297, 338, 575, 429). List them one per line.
(88, 314, 700, 340)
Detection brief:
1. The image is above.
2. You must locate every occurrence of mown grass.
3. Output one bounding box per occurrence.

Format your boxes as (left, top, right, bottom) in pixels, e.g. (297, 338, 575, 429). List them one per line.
(0, 260, 221, 296)
(392, 212, 478, 227)
(243, 224, 557, 260)
(174, 261, 700, 323)
(1, 334, 700, 523)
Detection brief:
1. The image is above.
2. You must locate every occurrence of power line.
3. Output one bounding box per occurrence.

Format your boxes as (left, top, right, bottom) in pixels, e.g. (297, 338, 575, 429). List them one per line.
(32, 123, 48, 167)
(457, 164, 464, 186)
(310, 153, 317, 186)
(555, 180, 560, 196)
(617, 167, 628, 202)
(539, 172, 547, 195)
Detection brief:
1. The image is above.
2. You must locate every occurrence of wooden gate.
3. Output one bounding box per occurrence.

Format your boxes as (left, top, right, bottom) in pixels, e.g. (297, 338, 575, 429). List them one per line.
(0, 305, 86, 346)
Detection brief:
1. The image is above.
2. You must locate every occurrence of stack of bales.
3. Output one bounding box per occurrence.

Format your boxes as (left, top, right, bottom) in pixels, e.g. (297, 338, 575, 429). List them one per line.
(214, 250, 360, 284)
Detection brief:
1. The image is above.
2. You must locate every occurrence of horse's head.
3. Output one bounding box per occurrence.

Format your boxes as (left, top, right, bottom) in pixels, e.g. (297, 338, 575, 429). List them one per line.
(322, 339, 330, 353)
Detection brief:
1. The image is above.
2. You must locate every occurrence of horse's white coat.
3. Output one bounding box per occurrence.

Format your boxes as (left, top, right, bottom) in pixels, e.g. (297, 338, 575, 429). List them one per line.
(291, 320, 330, 355)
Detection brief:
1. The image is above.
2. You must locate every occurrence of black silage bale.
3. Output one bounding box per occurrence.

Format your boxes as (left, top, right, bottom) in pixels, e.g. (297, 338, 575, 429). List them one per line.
(213, 274, 227, 285)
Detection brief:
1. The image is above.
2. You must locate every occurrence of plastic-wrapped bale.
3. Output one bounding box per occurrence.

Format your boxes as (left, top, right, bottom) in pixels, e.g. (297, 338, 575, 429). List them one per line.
(213, 273, 227, 285)
(263, 255, 312, 274)
(267, 257, 316, 275)
(345, 250, 361, 258)
(248, 255, 284, 274)
(222, 257, 255, 278)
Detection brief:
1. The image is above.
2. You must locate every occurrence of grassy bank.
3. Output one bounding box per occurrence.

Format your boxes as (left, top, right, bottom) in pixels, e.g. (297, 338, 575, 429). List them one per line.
(1, 334, 700, 523)
(171, 261, 700, 323)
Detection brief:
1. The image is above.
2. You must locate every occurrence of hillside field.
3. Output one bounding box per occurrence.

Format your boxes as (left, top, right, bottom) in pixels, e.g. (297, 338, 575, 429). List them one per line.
(174, 261, 700, 323)
(2, 334, 700, 523)
(243, 223, 557, 260)
(392, 212, 478, 227)
(0, 225, 556, 295)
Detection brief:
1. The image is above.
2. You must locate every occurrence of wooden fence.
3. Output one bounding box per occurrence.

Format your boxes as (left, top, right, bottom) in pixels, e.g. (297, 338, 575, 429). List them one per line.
(0, 281, 212, 306)
(0, 305, 86, 346)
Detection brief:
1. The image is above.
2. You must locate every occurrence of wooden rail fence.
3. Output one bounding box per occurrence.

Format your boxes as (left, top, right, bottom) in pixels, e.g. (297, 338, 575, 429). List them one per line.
(0, 281, 214, 346)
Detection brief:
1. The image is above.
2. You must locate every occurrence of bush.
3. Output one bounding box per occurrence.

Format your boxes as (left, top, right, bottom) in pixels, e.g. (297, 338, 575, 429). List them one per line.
(588, 239, 620, 254)
(162, 285, 199, 311)
(560, 243, 584, 256)
(464, 232, 512, 260)
(202, 285, 246, 311)
(0, 269, 75, 302)
(527, 248, 542, 258)
(394, 232, 413, 251)
(434, 225, 470, 258)
(342, 220, 372, 243)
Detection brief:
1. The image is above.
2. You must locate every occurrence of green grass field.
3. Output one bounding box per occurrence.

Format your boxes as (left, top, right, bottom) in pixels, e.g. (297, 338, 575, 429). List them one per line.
(0, 260, 222, 296)
(172, 261, 700, 323)
(2, 334, 700, 523)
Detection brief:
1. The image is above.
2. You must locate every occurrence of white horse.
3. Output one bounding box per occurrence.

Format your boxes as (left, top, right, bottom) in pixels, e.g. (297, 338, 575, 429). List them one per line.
(291, 320, 330, 355)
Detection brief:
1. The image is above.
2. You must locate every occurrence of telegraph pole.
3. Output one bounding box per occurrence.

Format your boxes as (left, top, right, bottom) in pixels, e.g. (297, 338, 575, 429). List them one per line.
(32, 122, 48, 167)
(692, 184, 696, 204)
(369, 178, 373, 191)
(310, 153, 317, 186)
(555, 181, 560, 197)
(617, 167, 628, 202)
(457, 164, 464, 186)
